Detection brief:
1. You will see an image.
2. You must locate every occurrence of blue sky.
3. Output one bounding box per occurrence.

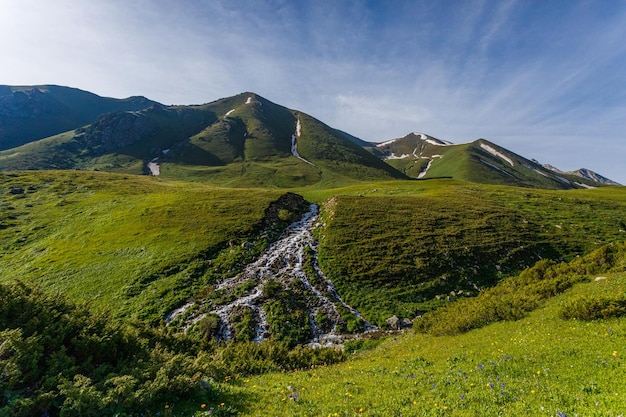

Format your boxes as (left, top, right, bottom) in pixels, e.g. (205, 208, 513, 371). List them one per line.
(1, 0, 625, 183)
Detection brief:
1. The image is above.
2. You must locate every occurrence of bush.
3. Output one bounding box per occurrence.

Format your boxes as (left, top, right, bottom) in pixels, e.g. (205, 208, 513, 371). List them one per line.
(414, 242, 626, 335)
(560, 295, 626, 320)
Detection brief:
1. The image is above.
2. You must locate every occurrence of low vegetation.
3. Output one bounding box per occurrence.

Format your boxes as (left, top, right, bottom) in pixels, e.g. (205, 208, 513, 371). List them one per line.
(314, 182, 626, 325)
(415, 242, 626, 335)
(0, 282, 346, 416)
(226, 242, 626, 416)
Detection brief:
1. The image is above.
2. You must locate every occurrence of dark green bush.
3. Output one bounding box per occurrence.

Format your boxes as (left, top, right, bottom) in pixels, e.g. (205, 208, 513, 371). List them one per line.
(560, 295, 626, 320)
(415, 242, 626, 335)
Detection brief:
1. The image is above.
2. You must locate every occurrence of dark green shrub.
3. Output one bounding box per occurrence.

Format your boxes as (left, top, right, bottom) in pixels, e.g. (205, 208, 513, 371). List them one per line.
(560, 295, 626, 320)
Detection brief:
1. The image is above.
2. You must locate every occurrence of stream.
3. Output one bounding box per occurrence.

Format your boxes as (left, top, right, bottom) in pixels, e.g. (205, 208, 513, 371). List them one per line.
(169, 204, 376, 346)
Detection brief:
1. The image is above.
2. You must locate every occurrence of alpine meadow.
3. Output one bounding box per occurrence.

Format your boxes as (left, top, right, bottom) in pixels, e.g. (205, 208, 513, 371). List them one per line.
(0, 85, 625, 417)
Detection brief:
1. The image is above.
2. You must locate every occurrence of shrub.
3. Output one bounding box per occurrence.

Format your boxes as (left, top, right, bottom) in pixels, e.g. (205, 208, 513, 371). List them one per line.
(560, 295, 626, 320)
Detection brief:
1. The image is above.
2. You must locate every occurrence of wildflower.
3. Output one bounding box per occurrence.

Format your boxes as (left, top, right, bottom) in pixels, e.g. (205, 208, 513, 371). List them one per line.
(531, 390, 536, 394)
(460, 394, 465, 400)
(165, 405, 169, 409)
(613, 351, 619, 358)
(488, 382, 494, 388)
(536, 370, 541, 375)
(219, 403, 225, 407)
(201, 404, 206, 409)
(557, 412, 568, 417)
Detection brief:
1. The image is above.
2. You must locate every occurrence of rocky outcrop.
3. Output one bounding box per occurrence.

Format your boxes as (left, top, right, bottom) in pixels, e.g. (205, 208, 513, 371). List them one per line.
(385, 315, 413, 330)
(72, 110, 159, 155)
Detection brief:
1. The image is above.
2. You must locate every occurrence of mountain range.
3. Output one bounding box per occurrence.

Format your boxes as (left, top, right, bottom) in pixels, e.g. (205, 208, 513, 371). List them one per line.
(0, 85, 620, 188)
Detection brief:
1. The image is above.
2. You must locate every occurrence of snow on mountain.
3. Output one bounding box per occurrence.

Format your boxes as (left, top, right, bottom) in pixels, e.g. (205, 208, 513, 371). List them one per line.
(480, 143, 514, 167)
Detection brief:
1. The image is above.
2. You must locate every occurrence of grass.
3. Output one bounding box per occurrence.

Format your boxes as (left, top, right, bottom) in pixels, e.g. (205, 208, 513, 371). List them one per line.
(219, 254, 626, 416)
(310, 181, 626, 325)
(0, 169, 625, 415)
(2, 171, 625, 328)
(0, 170, 286, 321)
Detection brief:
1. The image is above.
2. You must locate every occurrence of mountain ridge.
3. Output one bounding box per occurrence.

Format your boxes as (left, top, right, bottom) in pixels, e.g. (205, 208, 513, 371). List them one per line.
(0, 84, 159, 150)
(0, 85, 619, 189)
(374, 131, 620, 188)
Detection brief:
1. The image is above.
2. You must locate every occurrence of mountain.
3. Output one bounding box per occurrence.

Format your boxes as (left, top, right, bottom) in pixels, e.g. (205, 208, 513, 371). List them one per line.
(374, 132, 618, 189)
(0, 92, 405, 187)
(0, 85, 159, 150)
(0, 86, 619, 189)
(543, 164, 621, 186)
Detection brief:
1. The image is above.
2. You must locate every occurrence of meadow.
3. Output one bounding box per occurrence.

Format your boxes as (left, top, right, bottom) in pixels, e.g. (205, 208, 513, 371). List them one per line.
(1, 170, 625, 416)
(221, 252, 626, 416)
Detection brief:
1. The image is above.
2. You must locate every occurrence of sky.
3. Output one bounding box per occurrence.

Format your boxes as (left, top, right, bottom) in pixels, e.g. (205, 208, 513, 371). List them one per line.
(1, 0, 625, 183)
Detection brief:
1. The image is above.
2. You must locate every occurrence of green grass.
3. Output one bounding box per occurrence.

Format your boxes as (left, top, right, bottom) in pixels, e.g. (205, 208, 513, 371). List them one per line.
(311, 181, 626, 325)
(219, 254, 626, 416)
(0, 170, 285, 321)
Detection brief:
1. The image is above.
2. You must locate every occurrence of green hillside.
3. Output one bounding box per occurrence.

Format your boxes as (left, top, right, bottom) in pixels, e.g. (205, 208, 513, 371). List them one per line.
(376, 133, 607, 189)
(1, 168, 625, 415)
(2, 171, 625, 328)
(0, 170, 295, 321)
(0, 93, 405, 188)
(236, 244, 626, 416)
(312, 181, 626, 324)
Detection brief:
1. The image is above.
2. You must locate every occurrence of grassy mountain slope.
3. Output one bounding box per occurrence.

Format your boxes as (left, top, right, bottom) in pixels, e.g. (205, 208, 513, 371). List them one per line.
(0, 93, 404, 187)
(0, 84, 158, 150)
(0, 170, 297, 322)
(2, 171, 625, 329)
(234, 246, 626, 416)
(377, 133, 610, 189)
(310, 181, 626, 324)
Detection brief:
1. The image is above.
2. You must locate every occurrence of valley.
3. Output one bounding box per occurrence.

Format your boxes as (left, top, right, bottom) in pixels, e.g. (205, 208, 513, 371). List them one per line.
(0, 86, 625, 416)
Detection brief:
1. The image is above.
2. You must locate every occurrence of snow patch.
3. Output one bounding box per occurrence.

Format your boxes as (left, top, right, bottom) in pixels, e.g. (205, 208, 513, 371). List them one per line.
(418, 159, 434, 178)
(162, 149, 170, 155)
(291, 117, 315, 166)
(384, 153, 413, 160)
(147, 158, 160, 176)
(375, 138, 399, 148)
(480, 143, 514, 166)
(575, 182, 596, 189)
(245, 96, 252, 104)
(553, 175, 571, 184)
(225, 109, 235, 116)
(425, 138, 454, 146)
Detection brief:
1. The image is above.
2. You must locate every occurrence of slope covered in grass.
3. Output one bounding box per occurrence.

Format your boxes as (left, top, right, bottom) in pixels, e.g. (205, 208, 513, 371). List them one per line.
(313, 181, 626, 324)
(0, 170, 298, 322)
(0, 93, 406, 188)
(224, 245, 626, 416)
